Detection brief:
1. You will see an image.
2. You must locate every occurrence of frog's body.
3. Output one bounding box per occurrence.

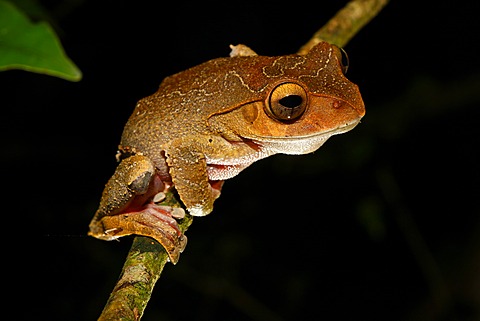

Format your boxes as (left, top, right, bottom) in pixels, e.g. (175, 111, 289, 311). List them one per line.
(89, 42, 365, 263)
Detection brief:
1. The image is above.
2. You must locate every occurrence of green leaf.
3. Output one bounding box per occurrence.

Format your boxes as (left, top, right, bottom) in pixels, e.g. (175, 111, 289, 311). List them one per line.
(0, 1, 82, 81)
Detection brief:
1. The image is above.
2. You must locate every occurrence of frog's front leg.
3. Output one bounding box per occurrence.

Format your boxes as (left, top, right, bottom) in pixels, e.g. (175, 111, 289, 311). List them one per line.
(88, 154, 187, 264)
(166, 140, 222, 217)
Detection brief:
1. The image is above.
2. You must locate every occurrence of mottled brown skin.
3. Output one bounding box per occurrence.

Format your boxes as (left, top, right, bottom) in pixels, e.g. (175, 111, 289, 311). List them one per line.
(89, 42, 365, 263)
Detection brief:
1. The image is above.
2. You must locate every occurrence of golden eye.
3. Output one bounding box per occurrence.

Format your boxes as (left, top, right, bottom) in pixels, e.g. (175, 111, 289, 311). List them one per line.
(267, 82, 308, 121)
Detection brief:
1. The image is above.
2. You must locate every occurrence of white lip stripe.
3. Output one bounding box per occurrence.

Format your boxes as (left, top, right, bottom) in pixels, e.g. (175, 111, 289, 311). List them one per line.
(206, 120, 360, 180)
(249, 121, 360, 144)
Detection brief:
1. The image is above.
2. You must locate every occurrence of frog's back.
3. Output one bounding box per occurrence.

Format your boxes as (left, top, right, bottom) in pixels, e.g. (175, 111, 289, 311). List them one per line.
(119, 55, 272, 165)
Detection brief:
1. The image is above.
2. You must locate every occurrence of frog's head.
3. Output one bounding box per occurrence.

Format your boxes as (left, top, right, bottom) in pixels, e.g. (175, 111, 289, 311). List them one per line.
(208, 41, 365, 155)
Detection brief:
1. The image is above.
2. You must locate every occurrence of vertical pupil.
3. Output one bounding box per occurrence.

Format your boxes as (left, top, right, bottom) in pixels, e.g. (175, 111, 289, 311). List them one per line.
(279, 95, 303, 108)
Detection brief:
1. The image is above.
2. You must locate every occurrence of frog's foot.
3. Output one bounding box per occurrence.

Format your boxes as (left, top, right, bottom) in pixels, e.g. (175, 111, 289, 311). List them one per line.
(90, 202, 187, 264)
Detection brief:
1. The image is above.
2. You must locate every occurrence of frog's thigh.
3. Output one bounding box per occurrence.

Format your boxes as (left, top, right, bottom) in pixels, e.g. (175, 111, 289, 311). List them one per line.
(166, 146, 214, 216)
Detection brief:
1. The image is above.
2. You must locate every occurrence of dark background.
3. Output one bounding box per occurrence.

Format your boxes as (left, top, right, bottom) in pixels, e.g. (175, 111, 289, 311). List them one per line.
(3, 1, 480, 320)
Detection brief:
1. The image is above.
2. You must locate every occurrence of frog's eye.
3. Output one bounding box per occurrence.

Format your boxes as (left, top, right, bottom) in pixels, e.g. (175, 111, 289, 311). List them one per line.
(267, 82, 308, 121)
(338, 47, 349, 74)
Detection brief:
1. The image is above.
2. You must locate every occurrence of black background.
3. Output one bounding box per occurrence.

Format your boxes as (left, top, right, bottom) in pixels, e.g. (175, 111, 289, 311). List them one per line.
(3, 1, 480, 320)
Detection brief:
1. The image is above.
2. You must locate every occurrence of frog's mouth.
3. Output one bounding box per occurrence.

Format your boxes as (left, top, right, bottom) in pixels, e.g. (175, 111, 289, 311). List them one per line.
(206, 120, 360, 181)
(250, 120, 361, 155)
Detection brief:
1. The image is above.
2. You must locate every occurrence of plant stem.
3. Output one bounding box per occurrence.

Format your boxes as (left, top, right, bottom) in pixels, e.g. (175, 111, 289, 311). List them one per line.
(97, 193, 192, 321)
(298, 0, 389, 54)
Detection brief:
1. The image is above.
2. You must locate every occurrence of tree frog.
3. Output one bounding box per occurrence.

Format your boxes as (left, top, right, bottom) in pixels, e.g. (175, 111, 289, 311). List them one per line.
(88, 42, 365, 264)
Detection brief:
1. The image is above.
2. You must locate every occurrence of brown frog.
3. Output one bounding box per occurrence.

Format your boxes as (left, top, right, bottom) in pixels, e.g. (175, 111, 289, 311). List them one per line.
(88, 42, 365, 264)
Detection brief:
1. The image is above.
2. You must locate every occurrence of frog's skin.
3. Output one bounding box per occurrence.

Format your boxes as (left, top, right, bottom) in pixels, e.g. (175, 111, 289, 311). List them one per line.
(89, 42, 365, 264)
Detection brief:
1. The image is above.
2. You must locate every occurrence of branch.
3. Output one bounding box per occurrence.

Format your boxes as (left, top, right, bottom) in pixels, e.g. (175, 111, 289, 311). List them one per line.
(298, 0, 389, 54)
(95, 1, 388, 320)
(97, 193, 193, 321)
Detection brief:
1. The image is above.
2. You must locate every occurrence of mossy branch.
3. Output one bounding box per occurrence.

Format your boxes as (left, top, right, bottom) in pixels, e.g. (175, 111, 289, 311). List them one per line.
(97, 192, 192, 321)
(298, 0, 389, 54)
(95, 1, 389, 320)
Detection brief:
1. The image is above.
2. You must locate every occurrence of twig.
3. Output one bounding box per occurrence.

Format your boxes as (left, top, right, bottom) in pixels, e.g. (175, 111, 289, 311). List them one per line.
(298, 0, 389, 54)
(95, 1, 388, 320)
(97, 193, 192, 321)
